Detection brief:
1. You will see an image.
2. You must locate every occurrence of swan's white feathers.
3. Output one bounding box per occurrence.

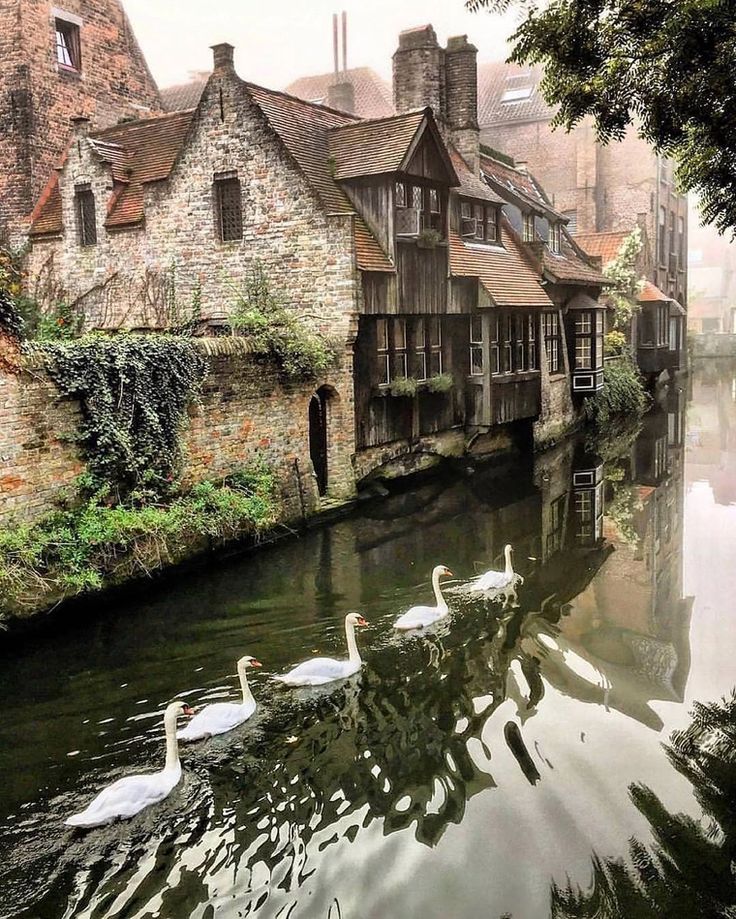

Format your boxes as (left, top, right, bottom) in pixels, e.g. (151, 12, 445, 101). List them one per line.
(177, 699, 256, 741)
(393, 604, 446, 630)
(65, 767, 181, 827)
(276, 656, 360, 686)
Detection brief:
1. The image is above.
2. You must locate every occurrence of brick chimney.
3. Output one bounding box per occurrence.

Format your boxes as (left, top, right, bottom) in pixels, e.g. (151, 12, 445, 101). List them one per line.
(444, 35, 479, 173)
(211, 42, 234, 72)
(327, 80, 356, 114)
(393, 25, 444, 115)
(70, 114, 91, 136)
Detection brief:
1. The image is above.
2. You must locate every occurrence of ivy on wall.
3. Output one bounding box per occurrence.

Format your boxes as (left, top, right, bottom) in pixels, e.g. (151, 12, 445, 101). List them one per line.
(39, 335, 207, 497)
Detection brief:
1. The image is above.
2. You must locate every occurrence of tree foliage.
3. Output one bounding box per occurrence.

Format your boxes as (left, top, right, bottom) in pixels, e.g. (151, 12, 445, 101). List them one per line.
(467, 0, 736, 235)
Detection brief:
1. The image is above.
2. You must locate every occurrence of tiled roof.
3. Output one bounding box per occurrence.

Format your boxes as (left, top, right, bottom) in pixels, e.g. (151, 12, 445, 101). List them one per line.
(449, 217, 552, 308)
(575, 231, 630, 266)
(480, 152, 565, 220)
(160, 75, 209, 112)
(542, 237, 608, 286)
(328, 110, 428, 180)
(638, 280, 671, 302)
(285, 67, 395, 120)
(451, 150, 504, 204)
(478, 61, 554, 126)
(28, 174, 63, 237)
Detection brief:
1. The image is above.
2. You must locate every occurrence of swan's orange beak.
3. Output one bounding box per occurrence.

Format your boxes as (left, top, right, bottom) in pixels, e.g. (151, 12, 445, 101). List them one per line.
(183, 705, 195, 717)
(251, 659, 263, 668)
(357, 616, 368, 626)
(443, 568, 453, 578)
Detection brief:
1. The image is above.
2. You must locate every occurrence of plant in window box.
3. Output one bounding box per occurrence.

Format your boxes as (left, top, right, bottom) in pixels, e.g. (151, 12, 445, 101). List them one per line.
(426, 371, 454, 394)
(416, 228, 443, 249)
(389, 376, 418, 397)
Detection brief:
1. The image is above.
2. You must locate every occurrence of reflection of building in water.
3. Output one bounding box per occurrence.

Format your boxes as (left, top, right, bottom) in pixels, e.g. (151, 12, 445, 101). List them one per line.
(686, 361, 736, 505)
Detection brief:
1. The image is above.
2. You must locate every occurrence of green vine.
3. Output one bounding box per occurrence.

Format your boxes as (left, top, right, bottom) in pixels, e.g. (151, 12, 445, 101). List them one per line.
(603, 228, 646, 331)
(39, 334, 207, 496)
(228, 261, 339, 381)
(584, 355, 650, 429)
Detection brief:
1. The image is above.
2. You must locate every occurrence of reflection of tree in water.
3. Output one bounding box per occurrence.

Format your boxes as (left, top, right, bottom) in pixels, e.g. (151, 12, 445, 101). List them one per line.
(551, 691, 736, 919)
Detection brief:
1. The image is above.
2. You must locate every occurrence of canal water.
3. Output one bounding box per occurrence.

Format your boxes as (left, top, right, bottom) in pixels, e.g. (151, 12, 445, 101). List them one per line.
(0, 360, 734, 919)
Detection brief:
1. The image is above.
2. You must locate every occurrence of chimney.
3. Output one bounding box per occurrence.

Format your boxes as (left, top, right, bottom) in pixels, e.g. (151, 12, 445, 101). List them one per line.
(328, 81, 355, 113)
(70, 114, 91, 136)
(392, 25, 444, 115)
(444, 35, 479, 174)
(326, 12, 355, 112)
(211, 43, 234, 72)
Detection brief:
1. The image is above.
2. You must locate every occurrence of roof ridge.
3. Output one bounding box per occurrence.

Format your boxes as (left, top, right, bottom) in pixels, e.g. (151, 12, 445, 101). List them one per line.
(245, 80, 361, 121)
(93, 108, 195, 138)
(329, 107, 427, 131)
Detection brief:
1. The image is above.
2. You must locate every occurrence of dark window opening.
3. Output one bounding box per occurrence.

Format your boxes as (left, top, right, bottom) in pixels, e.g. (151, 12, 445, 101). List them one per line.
(375, 317, 437, 386)
(460, 199, 498, 243)
(414, 317, 442, 380)
(215, 175, 243, 241)
(75, 186, 97, 247)
(56, 18, 81, 70)
(309, 389, 329, 496)
(470, 314, 484, 376)
(490, 310, 539, 375)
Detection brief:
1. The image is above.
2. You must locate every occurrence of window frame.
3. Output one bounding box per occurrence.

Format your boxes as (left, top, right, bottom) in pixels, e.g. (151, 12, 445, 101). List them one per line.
(75, 184, 97, 247)
(543, 311, 561, 374)
(214, 174, 243, 242)
(395, 180, 445, 236)
(460, 198, 499, 244)
(522, 212, 535, 243)
(470, 313, 484, 376)
(548, 222, 562, 254)
(55, 17, 81, 71)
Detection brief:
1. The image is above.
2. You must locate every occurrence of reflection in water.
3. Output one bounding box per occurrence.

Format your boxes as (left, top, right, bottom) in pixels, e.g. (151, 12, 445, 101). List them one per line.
(0, 368, 726, 919)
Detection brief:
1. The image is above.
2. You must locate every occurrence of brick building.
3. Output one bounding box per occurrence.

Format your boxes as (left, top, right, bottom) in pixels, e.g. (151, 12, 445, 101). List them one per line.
(0, 0, 161, 246)
(477, 62, 688, 310)
(24, 24, 607, 502)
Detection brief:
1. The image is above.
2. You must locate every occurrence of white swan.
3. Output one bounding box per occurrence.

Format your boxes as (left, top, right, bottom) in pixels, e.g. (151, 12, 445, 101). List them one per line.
(393, 565, 453, 630)
(65, 700, 194, 829)
(177, 655, 262, 742)
(468, 545, 523, 595)
(276, 613, 368, 686)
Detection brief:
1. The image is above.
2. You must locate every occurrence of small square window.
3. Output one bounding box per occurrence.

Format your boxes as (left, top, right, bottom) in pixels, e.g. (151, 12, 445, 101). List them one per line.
(56, 19, 81, 70)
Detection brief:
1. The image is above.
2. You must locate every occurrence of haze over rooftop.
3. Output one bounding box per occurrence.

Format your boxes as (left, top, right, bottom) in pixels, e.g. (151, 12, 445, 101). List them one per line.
(124, 0, 517, 90)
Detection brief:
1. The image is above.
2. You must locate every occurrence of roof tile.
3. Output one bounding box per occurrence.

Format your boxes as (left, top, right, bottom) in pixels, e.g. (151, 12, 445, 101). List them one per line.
(285, 67, 395, 120)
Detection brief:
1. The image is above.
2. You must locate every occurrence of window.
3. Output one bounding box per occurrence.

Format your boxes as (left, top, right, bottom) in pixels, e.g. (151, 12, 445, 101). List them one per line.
(214, 175, 243, 241)
(503, 315, 513, 373)
(543, 311, 560, 373)
(528, 314, 538, 370)
(490, 314, 500, 375)
(56, 18, 81, 71)
(415, 318, 442, 380)
(501, 86, 533, 103)
(657, 303, 669, 346)
(658, 206, 667, 264)
(522, 212, 535, 243)
(75, 185, 97, 247)
(547, 494, 566, 556)
(575, 336, 592, 370)
(395, 181, 444, 235)
(562, 210, 577, 235)
(573, 310, 604, 371)
(470, 314, 484, 375)
(393, 318, 408, 379)
(460, 200, 498, 243)
(377, 318, 390, 385)
(669, 211, 676, 253)
(548, 222, 562, 254)
(678, 216, 685, 267)
(514, 314, 526, 371)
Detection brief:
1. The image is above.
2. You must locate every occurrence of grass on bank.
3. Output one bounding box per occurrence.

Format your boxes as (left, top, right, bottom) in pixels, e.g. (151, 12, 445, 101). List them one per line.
(0, 463, 280, 617)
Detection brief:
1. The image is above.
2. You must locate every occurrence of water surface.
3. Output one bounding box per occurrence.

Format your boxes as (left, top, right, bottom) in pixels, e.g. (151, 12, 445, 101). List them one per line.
(1, 360, 734, 918)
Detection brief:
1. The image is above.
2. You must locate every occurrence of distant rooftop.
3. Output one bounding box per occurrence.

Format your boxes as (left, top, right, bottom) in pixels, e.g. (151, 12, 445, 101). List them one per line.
(285, 66, 395, 119)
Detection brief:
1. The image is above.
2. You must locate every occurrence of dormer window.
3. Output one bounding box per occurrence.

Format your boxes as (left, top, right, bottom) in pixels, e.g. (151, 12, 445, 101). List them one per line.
(395, 181, 444, 237)
(549, 222, 562, 254)
(460, 200, 499, 244)
(522, 212, 535, 243)
(55, 17, 81, 71)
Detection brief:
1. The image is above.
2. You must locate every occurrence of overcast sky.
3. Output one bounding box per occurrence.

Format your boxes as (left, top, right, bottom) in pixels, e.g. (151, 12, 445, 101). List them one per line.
(124, 0, 519, 90)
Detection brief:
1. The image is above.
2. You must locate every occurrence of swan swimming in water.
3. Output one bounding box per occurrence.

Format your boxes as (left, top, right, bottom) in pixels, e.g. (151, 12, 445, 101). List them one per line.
(177, 655, 262, 741)
(65, 700, 193, 829)
(276, 613, 368, 686)
(393, 565, 453, 630)
(467, 545, 523, 599)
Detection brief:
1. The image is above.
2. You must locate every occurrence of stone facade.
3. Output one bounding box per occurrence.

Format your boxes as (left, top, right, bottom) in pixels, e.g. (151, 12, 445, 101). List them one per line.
(0, 339, 354, 526)
(0, 0, 161, 244)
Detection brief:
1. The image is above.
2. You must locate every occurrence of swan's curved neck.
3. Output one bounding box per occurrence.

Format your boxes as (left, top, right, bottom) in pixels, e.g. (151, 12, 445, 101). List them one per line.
(432, 570, 448, 611)
(238, 664, 254, 707)
(163, 710, 180, 772)
(345, 620, 361, 665)
(504, 548, 513, 577)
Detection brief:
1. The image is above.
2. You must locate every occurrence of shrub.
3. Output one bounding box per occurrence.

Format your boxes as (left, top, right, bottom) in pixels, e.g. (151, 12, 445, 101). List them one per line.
(426, 371, 454, 393)
(584, 355, 650, 428)
(605, 329, 629, 356)
(0, 461, 279, 615)
(389, 376, 418, 397)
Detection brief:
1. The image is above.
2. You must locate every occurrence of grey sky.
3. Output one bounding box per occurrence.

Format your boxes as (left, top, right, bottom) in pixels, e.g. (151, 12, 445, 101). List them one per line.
(124, 0, 519, 91)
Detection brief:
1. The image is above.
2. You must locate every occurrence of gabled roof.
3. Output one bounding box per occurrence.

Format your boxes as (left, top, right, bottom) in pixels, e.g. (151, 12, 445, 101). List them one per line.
(542, 238, 608, 286)
(575, 231, 630, 266)
(449, 217, 553, 308)
(478, 61, 554, 127)
(638, 280, 672, 303)
(30, 110, 195, 235)
(327, 109, 457, 185)
(451, 151, 504, 204)
(285, 67, 395, 120)
(480, 151, 566, 221)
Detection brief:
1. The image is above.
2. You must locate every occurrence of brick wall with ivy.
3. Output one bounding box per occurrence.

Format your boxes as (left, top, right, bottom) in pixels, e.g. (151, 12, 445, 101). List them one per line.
(0, 338, 355, 526)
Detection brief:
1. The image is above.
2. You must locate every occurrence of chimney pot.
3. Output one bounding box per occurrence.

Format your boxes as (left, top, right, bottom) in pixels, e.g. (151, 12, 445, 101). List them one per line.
(211, 43, 235, 71)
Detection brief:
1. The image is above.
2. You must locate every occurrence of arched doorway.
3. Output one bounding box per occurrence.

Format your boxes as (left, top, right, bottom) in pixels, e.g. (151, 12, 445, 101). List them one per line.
(309, 387, 329, 496)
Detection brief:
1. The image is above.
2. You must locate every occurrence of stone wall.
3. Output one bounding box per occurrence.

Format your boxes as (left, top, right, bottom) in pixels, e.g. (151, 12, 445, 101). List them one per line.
(0, 0, 161, 243)
(0, 339, 355, 527)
